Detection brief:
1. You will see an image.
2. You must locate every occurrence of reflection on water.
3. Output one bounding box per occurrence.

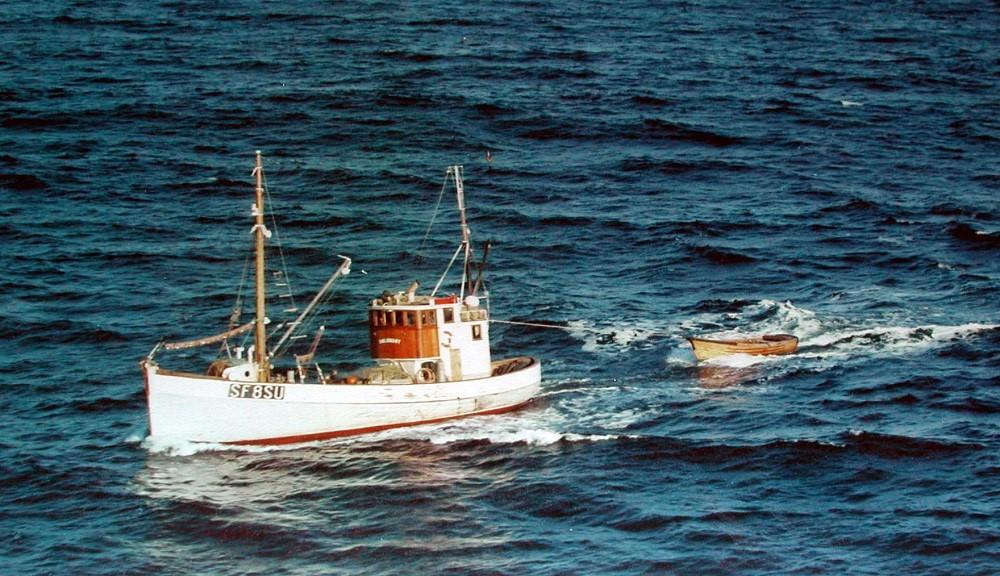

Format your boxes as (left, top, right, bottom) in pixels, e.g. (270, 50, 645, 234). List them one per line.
(133, 439, 481, 506)
(130, 439, 510, 568)
(696, 364, 763, 389)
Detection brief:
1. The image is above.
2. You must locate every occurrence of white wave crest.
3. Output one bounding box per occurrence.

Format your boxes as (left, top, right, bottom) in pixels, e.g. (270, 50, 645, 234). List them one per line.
(678, 299, 996, 364)
(803, 322, 997, 356)
(683, 300, 824, 344)
(141, 434, 327, 456)
(702, 353, 784, 368)
(567, 318, 673, 353)
(428, 427, 627, 446)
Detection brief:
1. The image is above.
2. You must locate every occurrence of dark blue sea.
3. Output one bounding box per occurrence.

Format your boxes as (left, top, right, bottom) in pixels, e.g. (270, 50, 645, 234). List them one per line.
(2, 1, 998, 574)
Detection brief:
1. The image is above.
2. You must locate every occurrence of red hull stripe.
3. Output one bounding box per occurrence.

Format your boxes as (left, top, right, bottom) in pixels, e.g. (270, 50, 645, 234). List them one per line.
(228, 400, 534, 446)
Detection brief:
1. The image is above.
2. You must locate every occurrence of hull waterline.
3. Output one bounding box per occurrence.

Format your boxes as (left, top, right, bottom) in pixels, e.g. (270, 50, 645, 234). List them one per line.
(144, 357, 541, 445)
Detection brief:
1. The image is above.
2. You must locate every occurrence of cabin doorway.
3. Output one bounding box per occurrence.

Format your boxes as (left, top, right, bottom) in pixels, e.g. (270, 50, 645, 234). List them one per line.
(449, 348, 462, 382)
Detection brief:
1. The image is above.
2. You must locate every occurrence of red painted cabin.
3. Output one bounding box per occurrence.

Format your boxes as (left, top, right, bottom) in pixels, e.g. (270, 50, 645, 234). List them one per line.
(369, 307, 440, 359)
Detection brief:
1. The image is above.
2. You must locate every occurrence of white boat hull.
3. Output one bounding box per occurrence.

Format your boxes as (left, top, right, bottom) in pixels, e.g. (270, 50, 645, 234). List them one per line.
(143, 357, 541, 445)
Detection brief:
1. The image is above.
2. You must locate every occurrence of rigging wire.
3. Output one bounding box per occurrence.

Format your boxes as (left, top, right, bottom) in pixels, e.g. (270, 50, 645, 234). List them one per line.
(490, 319, 573, 330)
(415, 170, 452, 259)
(262, 169, 299, 317)
(220, 248, 253, 357)
(258, 162, 354, 359)
(232, 252, 252, 329)
(490, 318, 674, 339)
(431, 242, 466, 297)
(270, 270, 349, 359)
(166, 155, 344, 363)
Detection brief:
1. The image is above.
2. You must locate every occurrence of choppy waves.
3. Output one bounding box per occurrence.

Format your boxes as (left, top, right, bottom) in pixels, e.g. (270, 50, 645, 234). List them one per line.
(2, 0, 998, 574)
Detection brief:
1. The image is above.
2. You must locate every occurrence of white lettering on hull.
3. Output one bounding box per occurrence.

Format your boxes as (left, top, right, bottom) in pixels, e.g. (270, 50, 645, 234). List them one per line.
(227, 383, 286, 400)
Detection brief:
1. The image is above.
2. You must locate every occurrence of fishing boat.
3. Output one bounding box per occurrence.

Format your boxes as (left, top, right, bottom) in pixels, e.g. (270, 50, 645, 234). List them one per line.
(686, 334, 798, 361)
(140, 153, 541, 445)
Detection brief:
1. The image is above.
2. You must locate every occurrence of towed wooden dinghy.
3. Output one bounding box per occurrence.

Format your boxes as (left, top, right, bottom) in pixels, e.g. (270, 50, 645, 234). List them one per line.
(687, 334, 798, 361)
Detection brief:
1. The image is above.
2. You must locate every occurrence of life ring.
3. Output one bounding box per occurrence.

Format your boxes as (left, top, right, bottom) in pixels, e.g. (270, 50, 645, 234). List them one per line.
(417, 367, 435, 383)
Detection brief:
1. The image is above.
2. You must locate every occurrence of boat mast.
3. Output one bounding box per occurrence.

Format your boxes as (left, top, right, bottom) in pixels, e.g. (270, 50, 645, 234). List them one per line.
(453, 165, 472, 300)
(253, 151, 270, 382)
(430, 166, 479, 298)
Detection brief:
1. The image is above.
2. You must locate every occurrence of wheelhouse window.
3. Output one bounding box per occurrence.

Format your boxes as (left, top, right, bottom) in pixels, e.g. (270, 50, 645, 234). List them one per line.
(443, 308, 454, 323)
(371, 311, 388, 327)
(472, 324, 482, 340)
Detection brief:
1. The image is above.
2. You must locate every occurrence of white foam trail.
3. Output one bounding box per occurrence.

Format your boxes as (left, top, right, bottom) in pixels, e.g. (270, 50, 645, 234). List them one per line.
(665, 352, 691, 364)
(428, 427, 628, 446)
(703, 353, 782, 368)
(335, 409, 632, 446)
(679, 299, 996, 365)
(143, 435, 227, 456)
(142, 405, 633, 452)
(567, 318, 673, 353)
(537, 380, 622, 399)
(142, 434, 329, 456)
(686, 300, 824, 342)
(750, 300, 824, 338)
(804, 322, 996, 352)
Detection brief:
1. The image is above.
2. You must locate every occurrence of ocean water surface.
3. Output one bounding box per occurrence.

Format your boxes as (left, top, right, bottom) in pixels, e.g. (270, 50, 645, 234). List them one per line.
(1, 1, 998, 574)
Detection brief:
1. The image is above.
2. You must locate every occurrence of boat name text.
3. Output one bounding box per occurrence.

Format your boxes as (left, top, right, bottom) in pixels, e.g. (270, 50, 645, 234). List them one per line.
(378, 337, 401, 345)
(228, 383, 286, 400)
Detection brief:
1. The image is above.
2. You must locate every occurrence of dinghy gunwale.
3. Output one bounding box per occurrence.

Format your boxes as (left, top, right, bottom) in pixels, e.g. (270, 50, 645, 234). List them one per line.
(686, 333, 799, 361)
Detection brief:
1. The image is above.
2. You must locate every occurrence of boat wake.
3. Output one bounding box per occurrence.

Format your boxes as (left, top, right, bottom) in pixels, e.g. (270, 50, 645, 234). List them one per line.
(519, 299, 994, 369)
(141, 400, 625, 456)
(680, 299, 823, 341)
(425, 424, 629, 446)
(700, 353, 786, 368)
(680, 299, 997, 365)
(801, 323, 997, 354)
(567, 319, 669, 352)
(141, 294, 995, 457)
(141, 435, 324, 457)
